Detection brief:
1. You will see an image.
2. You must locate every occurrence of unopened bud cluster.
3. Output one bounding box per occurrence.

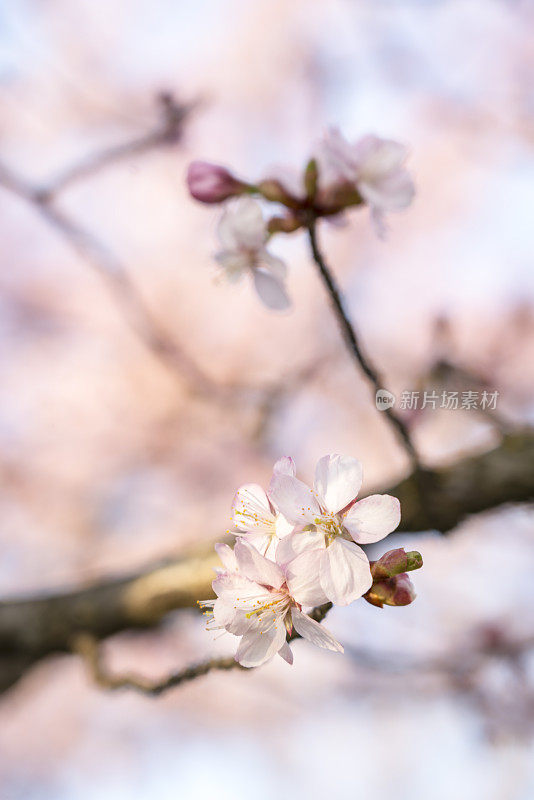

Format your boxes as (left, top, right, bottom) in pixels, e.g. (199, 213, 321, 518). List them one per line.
(186, 128, 415, 309)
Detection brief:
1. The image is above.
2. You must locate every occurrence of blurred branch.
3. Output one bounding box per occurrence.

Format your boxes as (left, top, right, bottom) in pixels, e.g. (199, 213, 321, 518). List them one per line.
(0, 432, 532, 695)
(0, 94, 218, 397)
(74, 634, 245, 695)
(391, 430, 534, 533)
(73, 602, 332, 695)
(346, 628, 534, 676)
(344, 625, 534, 740)
(36, 93, 196, 200)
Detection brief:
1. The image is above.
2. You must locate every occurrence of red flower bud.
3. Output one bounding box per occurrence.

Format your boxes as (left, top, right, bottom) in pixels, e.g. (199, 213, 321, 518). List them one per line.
(364, 548, 422, 608)
(187, 161, 247, 204)
(364, 573, 417, 608)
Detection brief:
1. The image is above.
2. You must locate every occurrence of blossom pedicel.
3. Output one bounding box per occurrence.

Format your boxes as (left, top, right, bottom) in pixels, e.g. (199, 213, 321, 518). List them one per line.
(199, 454, 422, 668)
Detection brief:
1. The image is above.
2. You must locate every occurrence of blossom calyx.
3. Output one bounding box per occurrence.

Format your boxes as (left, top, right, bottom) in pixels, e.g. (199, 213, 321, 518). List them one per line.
(257, 179, 302, 209)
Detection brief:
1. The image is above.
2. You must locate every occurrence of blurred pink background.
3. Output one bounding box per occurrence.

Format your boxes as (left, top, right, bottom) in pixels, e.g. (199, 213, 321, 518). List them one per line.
(0, 0, 533, 798)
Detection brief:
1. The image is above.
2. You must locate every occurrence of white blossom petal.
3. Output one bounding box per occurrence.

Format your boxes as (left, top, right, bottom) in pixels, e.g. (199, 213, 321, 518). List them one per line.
(314, 454, 363, 514)
(212, 596, 238, 628)
(355, 136, 407, 178)
(226, 609, 255, 636)
(234, 530, 274, 557)
(272, 456, 296, 477)
(217, 197, 266, 251)
(212, 573, 269, 607)
(252, 267, 291, 311)
(291, 607, 343, 653)
(235, 616, 287, 667)
(358, 170, 415, 212)
(343, 494, 401, 544)
(319, 538, 372, 606)
(270, 458, 297, 535)
(274, 514, 294, 539)
(261, 250, 287, 281)
(275, 530, 325, 568)
(214, 542, 238, 573)
(234, 540, 285, 589)
(370, 207, 388, 240)
(278, 641, 294, 665)
(269, 475, 322, 525)
(315, 127, 358, 186)
(285, 549, 330, 606)
(231, 483, 275, 533)
(214, 250, 250, 280)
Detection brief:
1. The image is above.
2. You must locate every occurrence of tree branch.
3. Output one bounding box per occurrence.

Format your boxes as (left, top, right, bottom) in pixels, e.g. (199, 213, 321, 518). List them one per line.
(0, 432, 532, 694)
(0, 95, 218, 397)
(73, 633, 245, 695)
(307, 218, 421, 472)
(72, 602, 333, 695)
(36, 93, 196, 201)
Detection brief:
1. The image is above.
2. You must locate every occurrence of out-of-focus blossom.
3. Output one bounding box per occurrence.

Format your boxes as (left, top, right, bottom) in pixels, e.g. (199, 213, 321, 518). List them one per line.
(315, 129, 415, 233)
(199, 539, 342, 668)
(187, 160, 247, 203)
(215, 197, 291, 310)
(269, 454, 401, 606)
(231, 457, 296, 556)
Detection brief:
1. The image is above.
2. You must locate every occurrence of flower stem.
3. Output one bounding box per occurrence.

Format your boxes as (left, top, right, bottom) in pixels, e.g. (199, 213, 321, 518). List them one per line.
(306, 217, 421, 473)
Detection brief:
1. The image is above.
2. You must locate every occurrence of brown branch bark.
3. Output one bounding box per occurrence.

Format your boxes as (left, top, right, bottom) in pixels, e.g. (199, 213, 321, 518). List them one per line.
(72, 602, 333, 696)
(0, 431, 532, 695)
(73, 634, 245, 695)
(307, 218, 421, 472)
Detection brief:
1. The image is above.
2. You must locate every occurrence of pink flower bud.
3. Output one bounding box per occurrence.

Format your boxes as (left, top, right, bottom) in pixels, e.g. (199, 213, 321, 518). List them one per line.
(364, 573, 417, 608)
(187, 161, 246, 204)
(370, 548, 423, 580)
(364, 549, 421, 608)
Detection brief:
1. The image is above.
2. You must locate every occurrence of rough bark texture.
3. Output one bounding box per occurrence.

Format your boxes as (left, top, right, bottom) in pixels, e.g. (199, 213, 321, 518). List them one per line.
(0, 432, 532, 694)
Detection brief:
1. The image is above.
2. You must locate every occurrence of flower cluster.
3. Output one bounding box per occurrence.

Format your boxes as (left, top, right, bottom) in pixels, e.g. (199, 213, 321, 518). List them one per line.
(199, 454, 422, 668)
(187, 128, 415, 309)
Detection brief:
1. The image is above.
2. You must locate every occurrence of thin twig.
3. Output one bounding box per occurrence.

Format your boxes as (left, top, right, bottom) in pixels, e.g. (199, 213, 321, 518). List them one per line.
(73, 633, 245, 695)
(73, 602, 333, 696)
(306, 217, 421, 473)
(35, 93, 196, 201)
(0, 155, 216, 397)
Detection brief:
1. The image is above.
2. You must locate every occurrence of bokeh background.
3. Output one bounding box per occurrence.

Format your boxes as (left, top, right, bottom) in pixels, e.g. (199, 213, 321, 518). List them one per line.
(0, 0, 534, 797)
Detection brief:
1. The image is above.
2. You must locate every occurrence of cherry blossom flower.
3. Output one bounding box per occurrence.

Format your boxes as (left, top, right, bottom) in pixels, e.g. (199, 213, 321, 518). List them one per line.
(199, 539, 341, 668)
(315, 128, 415, 234)
(269, 454, 401, 606)
(187, 161, 247, 203)
(231, 457, 296, 557)
(215, 197, 291, 310)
